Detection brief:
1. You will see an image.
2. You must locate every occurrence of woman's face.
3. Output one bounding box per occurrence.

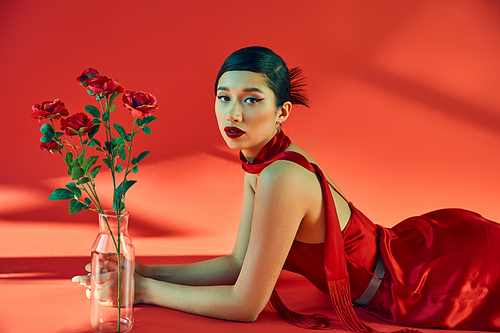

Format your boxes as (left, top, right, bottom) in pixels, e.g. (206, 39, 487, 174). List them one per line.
(215, 71, 290, 161)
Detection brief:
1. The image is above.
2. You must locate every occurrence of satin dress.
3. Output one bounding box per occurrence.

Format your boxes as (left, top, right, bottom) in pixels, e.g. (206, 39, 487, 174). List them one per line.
(284, 184, 500, 330)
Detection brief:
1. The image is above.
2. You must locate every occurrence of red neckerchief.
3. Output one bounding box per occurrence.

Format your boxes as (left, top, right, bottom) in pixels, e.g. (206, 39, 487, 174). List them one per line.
(239, 128, 291, 168)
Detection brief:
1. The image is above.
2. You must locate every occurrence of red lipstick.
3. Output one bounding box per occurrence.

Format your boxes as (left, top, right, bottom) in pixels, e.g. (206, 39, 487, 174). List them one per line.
(224, 126, 245, 138)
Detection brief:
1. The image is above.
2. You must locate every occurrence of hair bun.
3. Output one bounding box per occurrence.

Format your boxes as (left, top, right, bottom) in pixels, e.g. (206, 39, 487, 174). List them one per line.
(289, 67, 309, 108)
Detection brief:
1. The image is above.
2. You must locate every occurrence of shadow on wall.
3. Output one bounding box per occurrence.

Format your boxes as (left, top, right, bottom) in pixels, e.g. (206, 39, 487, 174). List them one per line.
(345, 62, 500, 135)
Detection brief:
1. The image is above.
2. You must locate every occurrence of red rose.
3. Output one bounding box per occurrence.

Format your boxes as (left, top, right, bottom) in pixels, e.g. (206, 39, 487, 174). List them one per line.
(86, 76, 124, 95)
(122, 91, 158, 118)
(76, 68, 100, 87)
(31, 99, 69, 121)
(40, 140, 63, 153)
(60, 113, 96, 136)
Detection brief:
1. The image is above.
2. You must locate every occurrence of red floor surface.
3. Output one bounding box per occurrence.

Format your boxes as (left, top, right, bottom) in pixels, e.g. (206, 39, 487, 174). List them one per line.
(0, 254, 490, 333)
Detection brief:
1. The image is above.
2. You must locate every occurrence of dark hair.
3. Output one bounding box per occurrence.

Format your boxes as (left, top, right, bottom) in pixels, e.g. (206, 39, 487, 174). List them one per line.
(214, 46, 309, 108)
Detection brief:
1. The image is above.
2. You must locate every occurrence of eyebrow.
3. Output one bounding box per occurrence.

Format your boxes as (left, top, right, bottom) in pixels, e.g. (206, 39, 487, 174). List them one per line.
(217, 86, 265, 94)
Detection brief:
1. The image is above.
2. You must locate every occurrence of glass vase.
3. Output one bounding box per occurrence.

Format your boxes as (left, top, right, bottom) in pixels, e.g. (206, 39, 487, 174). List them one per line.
(90, 210, 135, 333)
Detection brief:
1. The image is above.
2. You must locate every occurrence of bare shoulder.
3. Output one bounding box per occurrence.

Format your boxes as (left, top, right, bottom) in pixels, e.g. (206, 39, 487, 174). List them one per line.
(286, 143, 347, 197)
(255, 158, 321, 216)
(258, 158, 314, 190)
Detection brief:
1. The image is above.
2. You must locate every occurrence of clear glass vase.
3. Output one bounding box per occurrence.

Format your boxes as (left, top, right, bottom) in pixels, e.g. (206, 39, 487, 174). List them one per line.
(90, 211, 135, 333)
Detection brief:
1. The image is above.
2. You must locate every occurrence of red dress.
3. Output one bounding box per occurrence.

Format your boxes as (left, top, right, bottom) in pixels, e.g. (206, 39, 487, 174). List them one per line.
(285, 204, 500, 330)
(241, 130, 500, 331)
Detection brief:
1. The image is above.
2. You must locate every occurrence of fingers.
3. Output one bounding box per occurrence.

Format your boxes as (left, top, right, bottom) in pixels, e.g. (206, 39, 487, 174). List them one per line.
(73, 262, 119, 286)
(73, 257, 133, 307)
(100, 260, 118, 272)
(94, 271, 117, 289)
(72, 273, 91, 287)
(99, 253, 119, 264)
(94, 289, 116, 307)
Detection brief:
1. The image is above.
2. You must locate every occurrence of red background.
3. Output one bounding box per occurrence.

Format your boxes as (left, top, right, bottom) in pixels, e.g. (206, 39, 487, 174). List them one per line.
(1, 1, 500, 332)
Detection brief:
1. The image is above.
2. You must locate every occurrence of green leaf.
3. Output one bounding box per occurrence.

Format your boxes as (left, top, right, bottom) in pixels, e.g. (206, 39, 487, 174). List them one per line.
(82, 155, 99, 173)
(109, 91, 119, 106)
(88, 125, 100, 139)
(115, 165, 123, 172)
(65, 152, 74, 167)
(90, 165, 101, 178)
(113, 137, 125, 145)
(104, 141, 114, 153)
(69, 199, 85, 214)
(87, 90, 94, 95)
(88, 139, 96, 147)
(84, 197, 92, 205)
(85, 105, 101, 118)
(56, 132, 64, 137)
(82, 138, 89, 145)
(121, 180, 137, 195)
(112, 200, 125, 212)
(65, 182, 82, 198)
(135, 118, 144, 127)
(142, 116, 157, 125)
(91, 119, 101, 124)
(118, 147, 126, 160)
(40, 135, 52, 143)
(133, 151, 150, 165)
(102, 112, 110, 122)
(133, 165, 139, 173)
(71, 166, 85, 180)
(113, 180, 136, 210)
(93, 138, 102, 147)
(109, 105, 117, 112)
(113, 124, 127, 139)
(102, 158, 112, 169)
(142, 126, 151, 135)
(47, 188, 74, 201)
(77, 177, 90, 185)
(69, 158, 80, 167)
(77, 153, 85, 166)
(40, 123, 55, 137)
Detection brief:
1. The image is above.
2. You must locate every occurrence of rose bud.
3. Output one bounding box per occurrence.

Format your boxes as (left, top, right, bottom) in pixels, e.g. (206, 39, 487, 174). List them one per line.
(40, 140, 63, 153)
(31, 99, 69, 121)
(86, 76, 124, 95)
(76, 68, 100, 87)
(122, 91, 158, 119)
(60, 112, 96, 136)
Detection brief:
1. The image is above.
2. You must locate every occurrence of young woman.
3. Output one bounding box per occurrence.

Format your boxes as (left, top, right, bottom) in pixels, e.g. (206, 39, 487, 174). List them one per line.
(73, 46, 500, 332)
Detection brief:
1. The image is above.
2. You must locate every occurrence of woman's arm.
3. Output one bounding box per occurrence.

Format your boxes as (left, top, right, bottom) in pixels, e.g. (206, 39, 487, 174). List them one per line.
(137, 255, 241, 286)
(136, 161, 311, 321)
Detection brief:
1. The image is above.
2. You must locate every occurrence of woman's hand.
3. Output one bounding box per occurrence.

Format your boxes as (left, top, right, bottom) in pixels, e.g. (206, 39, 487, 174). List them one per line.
(72, 260, 145, 305)
(72, 263, 92, 300)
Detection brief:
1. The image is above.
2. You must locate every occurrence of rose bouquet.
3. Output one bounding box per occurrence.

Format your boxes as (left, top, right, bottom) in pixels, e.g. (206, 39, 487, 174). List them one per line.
(32, 68, 158, 332)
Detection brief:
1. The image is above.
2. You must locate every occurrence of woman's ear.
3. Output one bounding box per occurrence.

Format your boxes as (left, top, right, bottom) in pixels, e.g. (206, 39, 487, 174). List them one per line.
(278, 101, 292, 123)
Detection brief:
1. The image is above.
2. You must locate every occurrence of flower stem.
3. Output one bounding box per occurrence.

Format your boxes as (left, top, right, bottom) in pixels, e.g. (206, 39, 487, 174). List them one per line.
(103, 94, 122, 332)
